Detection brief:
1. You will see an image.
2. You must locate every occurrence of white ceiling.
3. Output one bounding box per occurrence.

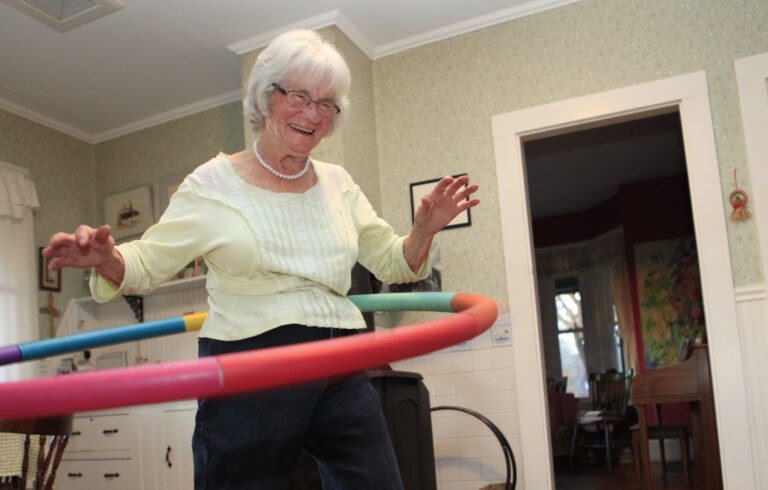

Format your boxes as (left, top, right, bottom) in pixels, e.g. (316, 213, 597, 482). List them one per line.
(0, 0, 579, 143)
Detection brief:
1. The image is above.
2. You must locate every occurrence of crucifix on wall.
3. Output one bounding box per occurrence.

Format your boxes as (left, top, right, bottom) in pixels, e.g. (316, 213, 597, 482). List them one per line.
(39, 292, 60, 337)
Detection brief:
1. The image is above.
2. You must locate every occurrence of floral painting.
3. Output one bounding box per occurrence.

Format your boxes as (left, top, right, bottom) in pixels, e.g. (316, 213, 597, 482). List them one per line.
(635, 238, 704, 369)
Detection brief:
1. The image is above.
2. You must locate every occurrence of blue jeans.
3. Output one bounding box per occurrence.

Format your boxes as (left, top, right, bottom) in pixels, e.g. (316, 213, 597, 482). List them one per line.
(193, 325, 404, 490)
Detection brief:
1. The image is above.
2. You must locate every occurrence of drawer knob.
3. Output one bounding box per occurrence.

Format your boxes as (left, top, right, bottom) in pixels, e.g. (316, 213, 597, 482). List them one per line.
(71, 431, 81, 436)
(67, 472, 83, 478)
(165, 445, 173, 468)
(102, 428, 119, 435)
(104, 473, 120, 478)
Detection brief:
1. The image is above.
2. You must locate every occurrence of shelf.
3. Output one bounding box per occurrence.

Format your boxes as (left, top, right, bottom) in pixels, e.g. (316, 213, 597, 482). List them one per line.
(75, 275, 207, 305)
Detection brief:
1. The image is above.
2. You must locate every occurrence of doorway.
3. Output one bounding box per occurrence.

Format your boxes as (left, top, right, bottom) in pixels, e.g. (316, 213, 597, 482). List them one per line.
(491, 72, 752, 490)
(524, 111, 697, 485)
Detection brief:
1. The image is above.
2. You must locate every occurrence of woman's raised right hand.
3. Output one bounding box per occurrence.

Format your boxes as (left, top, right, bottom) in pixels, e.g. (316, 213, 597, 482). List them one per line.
(43, 224, 125, 285)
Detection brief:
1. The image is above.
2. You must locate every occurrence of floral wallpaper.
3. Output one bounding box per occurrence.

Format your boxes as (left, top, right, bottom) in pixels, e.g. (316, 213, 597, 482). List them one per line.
(0, 102, 243, 340)
(0, 108, 96, 339)
(94, 101, 244, 220)
(372, 0, 768, 320)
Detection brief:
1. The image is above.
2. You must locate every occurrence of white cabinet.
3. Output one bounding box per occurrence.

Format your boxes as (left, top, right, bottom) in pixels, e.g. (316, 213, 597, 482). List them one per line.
(58, 459, 138, 490)
(48, 275, 208, 490)
(140, 403, 197, 490)
(57, 411, 140, 490)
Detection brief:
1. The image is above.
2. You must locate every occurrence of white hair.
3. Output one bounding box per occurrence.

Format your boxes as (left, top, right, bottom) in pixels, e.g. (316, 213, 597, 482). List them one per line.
(244, 29, 351, 135)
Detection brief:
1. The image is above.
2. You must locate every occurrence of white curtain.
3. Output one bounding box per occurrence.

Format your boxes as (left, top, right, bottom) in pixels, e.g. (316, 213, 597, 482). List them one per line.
(0, 162, 40, 382)
(536, 228, 634, 375)
(537, 277, 561, 379)
(580, 267, 617, 374)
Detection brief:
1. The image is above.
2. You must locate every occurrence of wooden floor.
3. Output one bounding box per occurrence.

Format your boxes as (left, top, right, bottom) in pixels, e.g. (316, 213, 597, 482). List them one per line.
(555, 450, 692, 490)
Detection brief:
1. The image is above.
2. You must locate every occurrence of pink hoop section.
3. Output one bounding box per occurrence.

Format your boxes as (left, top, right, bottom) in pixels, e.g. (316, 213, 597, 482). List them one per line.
(0, 293, 496, 420)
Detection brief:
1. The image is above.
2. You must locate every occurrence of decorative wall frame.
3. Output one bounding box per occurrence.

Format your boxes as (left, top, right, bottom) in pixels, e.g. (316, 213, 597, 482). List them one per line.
(38, 247, 61, 292)
(103, 186, 154, 240)
(409, 174, 471, 230)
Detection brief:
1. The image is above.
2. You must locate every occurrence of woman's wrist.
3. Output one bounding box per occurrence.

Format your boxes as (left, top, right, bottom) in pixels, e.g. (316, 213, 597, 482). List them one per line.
(404, 227, 434, 273)
(96, 248, 125, 287)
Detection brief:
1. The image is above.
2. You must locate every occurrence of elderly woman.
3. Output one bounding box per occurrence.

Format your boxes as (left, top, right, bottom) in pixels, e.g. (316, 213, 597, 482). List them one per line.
(44, 29, 478, 489)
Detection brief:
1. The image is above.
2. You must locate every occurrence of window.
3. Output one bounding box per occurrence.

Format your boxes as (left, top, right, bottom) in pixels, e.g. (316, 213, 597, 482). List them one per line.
(554, 277, 588, 398)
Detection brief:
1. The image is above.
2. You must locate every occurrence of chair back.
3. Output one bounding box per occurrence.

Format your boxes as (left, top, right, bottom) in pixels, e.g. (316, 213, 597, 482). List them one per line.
(0, 415, 72, 490)
(588, 370, 633, 416)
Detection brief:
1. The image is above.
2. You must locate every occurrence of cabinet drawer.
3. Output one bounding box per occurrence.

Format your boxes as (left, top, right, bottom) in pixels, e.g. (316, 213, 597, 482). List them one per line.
(57, 459, 137, 490)
(68, 413, 136, 452)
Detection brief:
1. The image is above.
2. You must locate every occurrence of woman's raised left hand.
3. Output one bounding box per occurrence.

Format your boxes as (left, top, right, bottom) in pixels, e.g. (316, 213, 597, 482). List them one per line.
(413, 175, 480, 235)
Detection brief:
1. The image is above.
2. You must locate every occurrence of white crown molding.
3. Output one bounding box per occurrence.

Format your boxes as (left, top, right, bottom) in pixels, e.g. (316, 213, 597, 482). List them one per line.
(1, 90, 242, 144)
(4, 1, 578, 144)
(333, 10, 374, 59)
(734, 284, 767, 303)
(91, 89, 243, 143)
(0, 96, 97, 143)
(373, 0, 582, 59)
(227, 10, 342, 55)
(227, 1, 580, 60)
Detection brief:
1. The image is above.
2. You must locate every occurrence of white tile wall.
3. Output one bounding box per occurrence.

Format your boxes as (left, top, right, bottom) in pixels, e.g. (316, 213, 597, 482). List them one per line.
(391, 320, 520, 490)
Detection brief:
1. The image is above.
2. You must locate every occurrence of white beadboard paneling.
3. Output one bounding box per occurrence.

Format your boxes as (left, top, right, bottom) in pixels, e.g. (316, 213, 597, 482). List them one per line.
(735, 284, 768, 488)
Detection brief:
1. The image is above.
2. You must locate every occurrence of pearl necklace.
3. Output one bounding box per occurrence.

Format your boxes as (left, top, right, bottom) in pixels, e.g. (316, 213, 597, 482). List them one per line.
(252, 139, 311, 180)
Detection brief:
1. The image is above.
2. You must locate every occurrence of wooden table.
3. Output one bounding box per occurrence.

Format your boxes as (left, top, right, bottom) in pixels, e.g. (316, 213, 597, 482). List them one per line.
(631, 345, 722, 489)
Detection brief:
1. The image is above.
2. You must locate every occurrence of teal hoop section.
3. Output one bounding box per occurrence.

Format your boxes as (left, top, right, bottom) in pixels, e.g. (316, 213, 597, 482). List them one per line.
(349, 292, 456, 313)
(2, 292, 459, 366)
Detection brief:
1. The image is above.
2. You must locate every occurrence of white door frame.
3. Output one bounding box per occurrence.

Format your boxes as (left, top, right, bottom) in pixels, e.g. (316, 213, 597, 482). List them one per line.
(735, 52, 768, 280)
(492, 71, 755, 490)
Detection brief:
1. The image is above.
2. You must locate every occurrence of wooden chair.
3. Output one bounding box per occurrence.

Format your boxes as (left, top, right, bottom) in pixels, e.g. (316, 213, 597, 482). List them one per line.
(630, 405, 691, 488)
(0, 415, 72, 490)
(570, 370, 634, 472)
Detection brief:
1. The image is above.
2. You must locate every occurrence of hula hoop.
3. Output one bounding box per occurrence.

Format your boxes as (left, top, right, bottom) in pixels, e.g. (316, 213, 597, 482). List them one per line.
(0, 292, 496, 420)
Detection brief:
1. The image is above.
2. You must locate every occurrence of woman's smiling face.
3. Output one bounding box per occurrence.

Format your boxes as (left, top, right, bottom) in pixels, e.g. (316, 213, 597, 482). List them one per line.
(263, 77, 335, 159)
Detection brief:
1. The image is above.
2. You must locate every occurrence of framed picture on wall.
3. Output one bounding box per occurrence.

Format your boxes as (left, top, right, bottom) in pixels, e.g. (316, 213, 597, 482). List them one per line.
(38, 247, 61, 292)
(103, 186, 154, 240)
(409, 174, 472, 230)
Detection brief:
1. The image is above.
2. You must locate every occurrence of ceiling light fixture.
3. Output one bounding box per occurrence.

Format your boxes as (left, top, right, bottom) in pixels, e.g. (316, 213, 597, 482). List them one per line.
(1, 0, 123, 32)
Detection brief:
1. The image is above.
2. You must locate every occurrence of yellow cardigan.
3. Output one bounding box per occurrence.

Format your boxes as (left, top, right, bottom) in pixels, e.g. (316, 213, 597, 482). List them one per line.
(91, 154, 429, 341)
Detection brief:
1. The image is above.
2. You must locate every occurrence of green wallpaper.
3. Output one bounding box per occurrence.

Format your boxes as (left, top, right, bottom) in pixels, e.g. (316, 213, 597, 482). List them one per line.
(94, 101, 244, 218)
(0, 102, 243, 340)
(5, 0, 767, 340)
(0, 108, 96, 339)
(372, 0, 768, 322)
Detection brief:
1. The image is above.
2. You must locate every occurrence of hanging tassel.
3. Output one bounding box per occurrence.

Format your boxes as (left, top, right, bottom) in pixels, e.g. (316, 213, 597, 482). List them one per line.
(729, 170, 751, 222)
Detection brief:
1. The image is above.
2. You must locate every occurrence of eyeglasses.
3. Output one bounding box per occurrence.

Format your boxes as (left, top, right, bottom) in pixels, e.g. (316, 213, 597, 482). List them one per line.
(271, 83, 341, 117)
